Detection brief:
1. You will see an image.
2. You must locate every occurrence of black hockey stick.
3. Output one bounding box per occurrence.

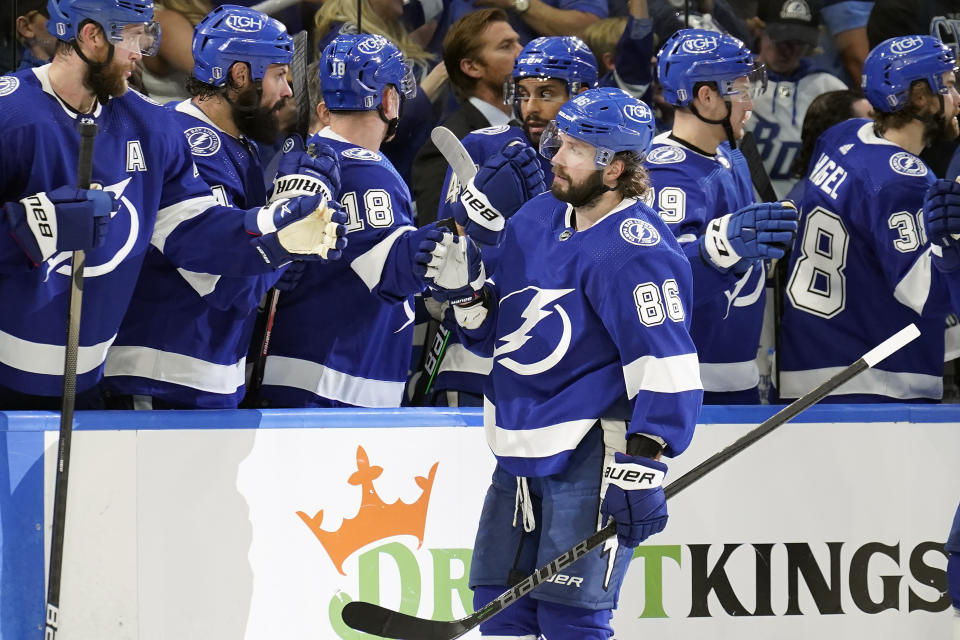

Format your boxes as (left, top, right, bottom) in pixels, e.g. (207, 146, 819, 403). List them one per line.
(45, 117, 98, 639)
(341, 323, 921, 639)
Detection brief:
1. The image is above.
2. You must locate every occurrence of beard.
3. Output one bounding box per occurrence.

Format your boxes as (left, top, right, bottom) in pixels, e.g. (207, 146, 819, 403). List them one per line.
(522, 115, 548, 148)
(922, 108, 960, 145)
(84, 55, 129, 104)
(551, 168, 608, 208)
(230, 83, 287, 144)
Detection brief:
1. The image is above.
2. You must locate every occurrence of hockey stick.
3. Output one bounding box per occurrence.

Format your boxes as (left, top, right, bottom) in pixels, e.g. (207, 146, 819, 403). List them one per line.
(45, 117, 98, 639)
(341, 323, 921, 639)
(247, 30, 311, 402)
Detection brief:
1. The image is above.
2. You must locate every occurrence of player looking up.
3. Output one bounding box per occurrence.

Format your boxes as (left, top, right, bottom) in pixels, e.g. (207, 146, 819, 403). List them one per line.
(647, 28, 798, 404)
(253, 34, 448, 408)
(101, 5, 344, 409)
(0, 0, 344, 409)
(416, 87, 702, 639)
(779, 34, 960, 402)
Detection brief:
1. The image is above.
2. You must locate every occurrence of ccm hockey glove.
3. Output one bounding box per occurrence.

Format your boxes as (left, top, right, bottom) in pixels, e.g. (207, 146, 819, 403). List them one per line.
(413, 224, 486, 306)
(269, 135, 340, 204)
(600, 453, 668, 548)
(245, 193, 347, 267)
(701, 201, 798, 272)
(453, 140, 546, 246)
(923, 178, 960, 272)
(4, 186, 116, 265)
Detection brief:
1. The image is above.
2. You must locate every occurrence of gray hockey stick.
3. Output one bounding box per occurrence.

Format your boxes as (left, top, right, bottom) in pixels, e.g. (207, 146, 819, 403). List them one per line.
(341, 323, 921, 639)
(45, 117, 98, 639)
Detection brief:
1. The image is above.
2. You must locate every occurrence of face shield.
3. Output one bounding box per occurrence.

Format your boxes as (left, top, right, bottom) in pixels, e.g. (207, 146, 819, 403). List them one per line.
(397, 60, 418, 101)
(539, 121, 615, 169)
(111, 21, 161, 56)
(718, 62, 767, 102)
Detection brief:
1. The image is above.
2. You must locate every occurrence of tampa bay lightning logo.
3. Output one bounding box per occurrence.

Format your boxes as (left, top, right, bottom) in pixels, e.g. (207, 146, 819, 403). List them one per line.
(185, 127, 221, 156)
(619, 218, 660, 247)
(476, 125, 510, 136)
(44, 177, 140, 281)
(342, 147, 382, 162)
(890, 36, 924, 55)
(357, 35, 387, 55)
(681, 35, 719, 54)
(0, 77, 20, 97)
(889, 152, 927, 177)
(646, 146, 686, 164)
(494, 286, 575, 376)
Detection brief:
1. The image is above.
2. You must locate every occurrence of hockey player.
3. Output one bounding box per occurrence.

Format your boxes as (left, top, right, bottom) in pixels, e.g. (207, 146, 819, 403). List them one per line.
(100, 5, 343, 409)
(778, 35, 959, 402)
(254, 34, 447, 408)
(416, 87, 702, 639)
(0, 0, 345, 409)
(647, 28, 798, 404)
(418, 35, 595, 407)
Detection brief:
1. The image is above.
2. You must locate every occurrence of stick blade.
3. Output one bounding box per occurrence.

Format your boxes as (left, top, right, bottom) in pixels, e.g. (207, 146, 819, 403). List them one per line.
(341, 601, 472, 640)
(431, 126, 477, 183)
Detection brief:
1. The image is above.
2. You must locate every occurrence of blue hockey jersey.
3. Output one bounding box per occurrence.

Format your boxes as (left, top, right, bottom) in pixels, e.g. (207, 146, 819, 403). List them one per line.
(0, 66, 284, 396)
(458, 193, 702, 477)
(257, 128, 424, 407)
(645, 132, 765, 399)
(101, 100, 282, 408)
(779, 119, 954, 401)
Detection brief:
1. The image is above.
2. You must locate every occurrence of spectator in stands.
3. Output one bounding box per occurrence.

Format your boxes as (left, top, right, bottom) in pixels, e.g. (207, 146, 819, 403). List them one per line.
(596, 0, 655, 100)
(314, 0, 442, 187)
(582, 16, 627, 73)
(412, 9, 523, 225)
(14, 0, 57, 70)
(821, 0, 872, 85)
(141, 0, 211, 104)
(647, 0, 752, 43)
(785, 88, 871, 202)
(746, 0, 847, 198)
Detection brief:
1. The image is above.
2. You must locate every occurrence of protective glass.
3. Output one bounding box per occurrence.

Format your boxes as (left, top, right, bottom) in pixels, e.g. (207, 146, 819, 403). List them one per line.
(539, 121, 613, 169)
(111, 21, 161, 56)
(398, 61, 418, 100)
(934, 68, 960, 95)
(720, 62, 767, 102)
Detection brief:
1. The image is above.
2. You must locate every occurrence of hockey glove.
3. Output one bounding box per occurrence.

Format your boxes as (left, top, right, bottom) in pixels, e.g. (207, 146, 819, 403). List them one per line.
(413, 225, 486, 306)
(245, 193, 348, 267)
(4, 186, 116, 265)
(453, 139, 546, 246)
(701, 201, 798, 272)
(269, 135, 340, 204)
(600, 453, 668, 548)
(923, 179, 960, 272)
(274, 260, 307, 292)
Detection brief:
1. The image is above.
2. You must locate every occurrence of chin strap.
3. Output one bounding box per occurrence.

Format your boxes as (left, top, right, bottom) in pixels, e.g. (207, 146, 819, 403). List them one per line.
(690, 99, 737, 148)
(377, 104, 400, 141)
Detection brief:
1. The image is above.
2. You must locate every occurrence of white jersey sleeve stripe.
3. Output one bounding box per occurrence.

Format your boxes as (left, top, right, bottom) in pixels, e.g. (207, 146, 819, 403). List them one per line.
(893, 246, 934, 316)
(175, 268, 221, 298)
(262, 355, 405, 407)
(779, 366, 942, 400)
(0, 328, 115, 375)
(483, 397, 596, 459)
(622, 352, 701, 399)
(104, 346, 245, 394)
(151, 195, 220, 253)
(699, 359, 760, 393)
(350, 226, 416, 291)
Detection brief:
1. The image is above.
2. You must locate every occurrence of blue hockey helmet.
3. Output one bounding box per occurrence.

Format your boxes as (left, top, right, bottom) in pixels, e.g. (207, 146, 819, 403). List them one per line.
(540, 87, 655, 168)
(506, 36, 599, 118)
(656, 28, 764, 107)
(192, 5, 293, 86)
(862, 35, 957, 113)
(320, 33, 417, 111)
(47, 0, 160, 55)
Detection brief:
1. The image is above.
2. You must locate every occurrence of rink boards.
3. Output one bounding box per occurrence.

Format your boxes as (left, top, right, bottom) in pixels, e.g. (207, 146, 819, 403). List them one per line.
(0, 405, 958, 639)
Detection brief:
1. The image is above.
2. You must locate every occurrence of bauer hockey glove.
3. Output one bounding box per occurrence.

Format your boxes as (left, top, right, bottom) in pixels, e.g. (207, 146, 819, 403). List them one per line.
(245, 193, 348, 267)
(4, 186, 116, 265)
(700, 201, 798, 272)
(600, 453, 669, 548)
(413, 225, 486, 305)
(269, 135, 341, 204)
(923, 178, 960, 272)
(453, 140, 546, 246)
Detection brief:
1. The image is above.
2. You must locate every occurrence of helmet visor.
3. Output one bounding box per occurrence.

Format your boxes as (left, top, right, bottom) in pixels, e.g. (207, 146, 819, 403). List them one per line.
(539, 121, 614, 169)
(398, 61, 418, 100)
(111, 21, 161, 56)
(721, 61, 767, 102)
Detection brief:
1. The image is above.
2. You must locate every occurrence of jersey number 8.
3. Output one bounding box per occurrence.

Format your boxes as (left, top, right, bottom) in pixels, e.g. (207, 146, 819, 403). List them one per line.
(634, 279, 684, 326)
(341, 189, 396, 232)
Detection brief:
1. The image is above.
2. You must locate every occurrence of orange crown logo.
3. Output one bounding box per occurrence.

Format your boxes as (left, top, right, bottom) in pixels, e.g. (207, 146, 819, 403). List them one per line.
(297, 445, 439, 575)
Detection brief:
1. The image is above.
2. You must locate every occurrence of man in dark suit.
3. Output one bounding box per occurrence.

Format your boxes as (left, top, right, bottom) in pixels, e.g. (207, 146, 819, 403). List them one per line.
(412, 8, 523, 225)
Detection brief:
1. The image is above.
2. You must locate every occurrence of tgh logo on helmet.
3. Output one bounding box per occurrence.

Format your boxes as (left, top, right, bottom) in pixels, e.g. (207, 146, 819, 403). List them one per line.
(357, 36, 387, 55)
(225, 14, 265, 32)
(680, 36, 719, 54)
(890, 36, 924, 55)
(623, 103, 651, 123)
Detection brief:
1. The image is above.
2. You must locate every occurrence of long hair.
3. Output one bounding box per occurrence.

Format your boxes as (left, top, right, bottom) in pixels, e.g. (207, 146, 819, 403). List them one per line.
(315, 0, 433, 67)
(614, 151, 651, 200)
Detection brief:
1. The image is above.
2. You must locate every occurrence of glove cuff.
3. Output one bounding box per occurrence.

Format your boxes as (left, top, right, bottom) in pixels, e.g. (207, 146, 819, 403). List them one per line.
(604, 455, 667, 490)
(460, 177, 505, 233)
(703, 213, 742, 270)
